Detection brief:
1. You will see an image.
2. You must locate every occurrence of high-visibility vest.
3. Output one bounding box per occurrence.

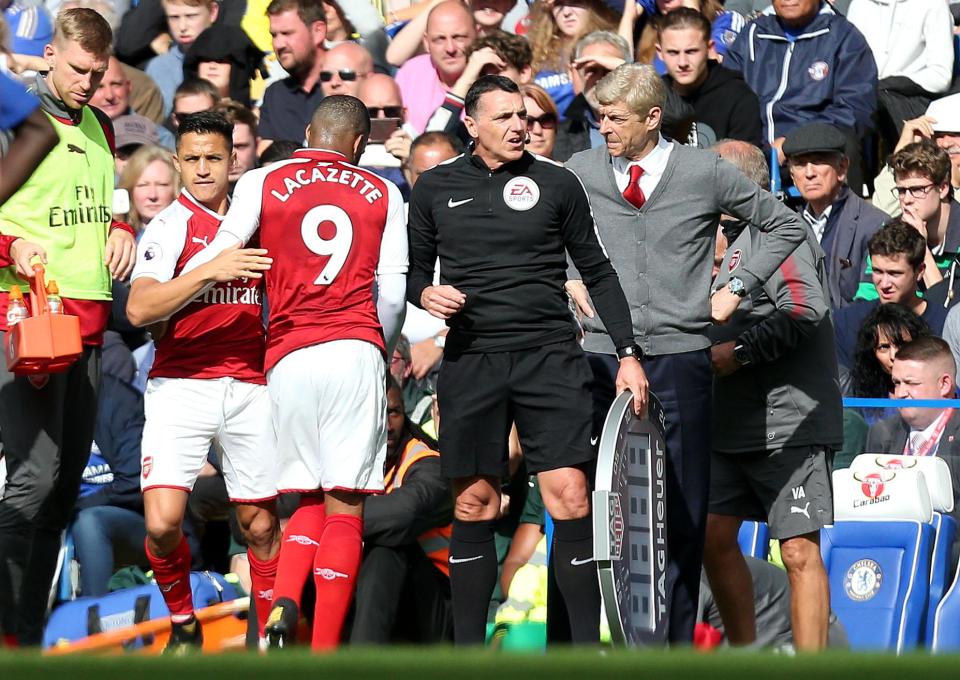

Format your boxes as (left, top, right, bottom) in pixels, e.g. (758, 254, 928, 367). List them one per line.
(384, 437, 452, 577)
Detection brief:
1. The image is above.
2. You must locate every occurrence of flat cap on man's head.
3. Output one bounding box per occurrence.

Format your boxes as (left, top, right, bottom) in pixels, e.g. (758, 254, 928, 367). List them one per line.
(782, 123, 847, 157)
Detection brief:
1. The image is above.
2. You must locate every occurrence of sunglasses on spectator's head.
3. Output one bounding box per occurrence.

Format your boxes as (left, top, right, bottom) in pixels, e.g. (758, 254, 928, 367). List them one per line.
(367, 106, 403, 118)
(320, 69, 357, 82)
(526, 113, 557, 130)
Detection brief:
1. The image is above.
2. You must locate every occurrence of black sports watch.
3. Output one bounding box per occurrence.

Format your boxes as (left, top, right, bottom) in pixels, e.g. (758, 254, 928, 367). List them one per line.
(733, 343, 752, 366)
(616, 343, 644, 361)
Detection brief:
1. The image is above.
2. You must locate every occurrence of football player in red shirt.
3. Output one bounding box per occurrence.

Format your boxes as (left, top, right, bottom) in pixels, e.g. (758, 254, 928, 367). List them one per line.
(183, 96, 408, 650)
(126, 111, 280, 652)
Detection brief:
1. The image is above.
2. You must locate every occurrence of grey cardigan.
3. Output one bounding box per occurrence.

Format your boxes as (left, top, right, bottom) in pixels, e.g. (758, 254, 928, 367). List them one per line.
(566, 142, 808, 356)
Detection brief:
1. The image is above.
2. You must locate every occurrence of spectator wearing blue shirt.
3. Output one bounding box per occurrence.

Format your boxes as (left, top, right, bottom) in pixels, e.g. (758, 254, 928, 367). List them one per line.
(723, 0, 878, 193)
(145, 0, 219, 117)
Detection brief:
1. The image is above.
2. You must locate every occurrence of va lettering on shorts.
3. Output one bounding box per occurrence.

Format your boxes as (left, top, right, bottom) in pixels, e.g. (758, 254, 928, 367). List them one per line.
(789, 485, 810, 518)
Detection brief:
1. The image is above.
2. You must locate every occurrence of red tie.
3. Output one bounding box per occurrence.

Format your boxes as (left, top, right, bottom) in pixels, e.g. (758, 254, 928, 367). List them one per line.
(623, 164, 646, 209)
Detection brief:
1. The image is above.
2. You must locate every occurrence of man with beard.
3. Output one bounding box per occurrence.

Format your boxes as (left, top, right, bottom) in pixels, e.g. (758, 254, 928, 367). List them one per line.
(259, 0, 327, 148)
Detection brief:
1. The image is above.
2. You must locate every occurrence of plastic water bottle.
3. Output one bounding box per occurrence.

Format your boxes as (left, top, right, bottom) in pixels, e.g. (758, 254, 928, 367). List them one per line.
(46, 281, 63, 314)
(6, 285, 28, 326)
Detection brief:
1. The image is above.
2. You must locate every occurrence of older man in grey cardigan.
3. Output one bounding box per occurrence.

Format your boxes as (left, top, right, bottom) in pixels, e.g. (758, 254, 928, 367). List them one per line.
(565, 63, 808, 644)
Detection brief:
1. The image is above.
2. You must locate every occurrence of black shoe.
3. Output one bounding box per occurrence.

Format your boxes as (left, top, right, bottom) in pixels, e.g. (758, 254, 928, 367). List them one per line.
(264, 597, 299, 649)
(164, 616, 203, 655)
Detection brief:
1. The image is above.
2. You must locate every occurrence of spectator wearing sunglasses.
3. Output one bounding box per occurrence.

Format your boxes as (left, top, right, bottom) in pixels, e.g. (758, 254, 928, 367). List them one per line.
(357, 73, 418, 196)
(520, 83, 559, 159)
(320, 42, 373, 97)
(424, 30, 533, 145)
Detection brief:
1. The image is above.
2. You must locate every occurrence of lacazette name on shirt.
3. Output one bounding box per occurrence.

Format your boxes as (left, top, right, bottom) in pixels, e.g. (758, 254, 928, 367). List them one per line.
(270, 162, 385, 205)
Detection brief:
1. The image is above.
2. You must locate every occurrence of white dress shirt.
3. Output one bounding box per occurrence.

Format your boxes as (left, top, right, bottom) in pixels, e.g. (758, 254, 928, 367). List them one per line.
(612, 134, 674, 199)
(802, 204, 833, 243)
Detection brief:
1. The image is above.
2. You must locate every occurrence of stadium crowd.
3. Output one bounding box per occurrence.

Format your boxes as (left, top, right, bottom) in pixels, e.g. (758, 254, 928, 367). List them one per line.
(1, 0, 960, 654)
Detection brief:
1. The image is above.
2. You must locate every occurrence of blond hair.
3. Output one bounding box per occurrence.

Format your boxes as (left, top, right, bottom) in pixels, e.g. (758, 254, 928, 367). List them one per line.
(595, 63, 666, 119)
(528, 0, 616, 74)
(161, 0, 219, 8)
(119, 145, 181, 231)
(54, 7, 113, 56)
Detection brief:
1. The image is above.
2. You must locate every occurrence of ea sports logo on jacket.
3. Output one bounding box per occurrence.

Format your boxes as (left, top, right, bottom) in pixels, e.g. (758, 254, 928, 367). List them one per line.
(503, 177, 540, 211)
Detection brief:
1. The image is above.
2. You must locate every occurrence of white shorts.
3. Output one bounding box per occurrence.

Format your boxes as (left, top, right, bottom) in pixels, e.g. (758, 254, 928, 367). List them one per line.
(267, 339, 386, 494)
(141, 377, 277, 502)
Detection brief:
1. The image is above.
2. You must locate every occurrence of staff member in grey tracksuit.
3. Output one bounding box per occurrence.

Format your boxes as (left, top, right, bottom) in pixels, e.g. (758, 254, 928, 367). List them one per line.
(565, 64, 808, 643)
(706, 140, 843, 652)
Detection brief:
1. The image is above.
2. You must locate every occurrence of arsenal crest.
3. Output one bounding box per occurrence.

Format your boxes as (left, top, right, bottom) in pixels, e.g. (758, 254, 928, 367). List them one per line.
(728, 249, 742, 273)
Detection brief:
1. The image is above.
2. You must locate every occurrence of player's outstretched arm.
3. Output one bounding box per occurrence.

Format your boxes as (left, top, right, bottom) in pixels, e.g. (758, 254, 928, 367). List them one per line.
(181, 171, 266, 275)
(127, 244, 272, 327)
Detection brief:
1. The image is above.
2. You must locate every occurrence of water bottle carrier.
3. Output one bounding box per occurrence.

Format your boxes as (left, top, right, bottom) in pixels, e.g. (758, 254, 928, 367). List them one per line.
(5, 264, 82, 375)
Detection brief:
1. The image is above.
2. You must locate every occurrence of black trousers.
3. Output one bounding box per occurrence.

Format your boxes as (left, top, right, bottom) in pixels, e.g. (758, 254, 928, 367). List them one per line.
(0, 342, 100, 644)
(349, 544, 453, 644)
(587, 349, 713, 644)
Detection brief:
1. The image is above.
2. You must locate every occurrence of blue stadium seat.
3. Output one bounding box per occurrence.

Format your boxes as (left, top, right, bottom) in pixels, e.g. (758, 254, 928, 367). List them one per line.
(737, 521, 769, 560)
(821, 521, 934, 652)
(926, 512, 957, 644)
(932, 558, 960, 651)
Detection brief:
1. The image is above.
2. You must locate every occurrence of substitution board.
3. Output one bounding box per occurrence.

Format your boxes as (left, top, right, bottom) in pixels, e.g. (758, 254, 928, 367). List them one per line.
(593, 390, 668, 646)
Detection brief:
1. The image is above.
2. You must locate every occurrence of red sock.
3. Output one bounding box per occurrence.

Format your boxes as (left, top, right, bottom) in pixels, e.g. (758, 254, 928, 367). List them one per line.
(146, 535, 194, 622)
(271, 496, 326, 608)
(311, 514, 362, 650)
(247, 549, 279, 637)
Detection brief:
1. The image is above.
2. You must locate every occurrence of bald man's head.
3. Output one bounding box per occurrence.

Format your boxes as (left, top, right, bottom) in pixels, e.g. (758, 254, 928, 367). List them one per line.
(424, 0, 475, 84)
(358, 73, 404, 119)
(321, 42, 373, 97)
(307, 94, 371, 163)
(712, 139, 769, 189)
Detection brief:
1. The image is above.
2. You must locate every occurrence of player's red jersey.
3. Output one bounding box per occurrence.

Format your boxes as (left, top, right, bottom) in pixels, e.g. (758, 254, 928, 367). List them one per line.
(223, 149, 399, 372)
(131, 191, 266, 383)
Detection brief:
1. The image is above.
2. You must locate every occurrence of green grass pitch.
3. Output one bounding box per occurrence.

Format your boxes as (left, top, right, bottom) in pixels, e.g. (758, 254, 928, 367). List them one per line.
(2, 649, 959, 679)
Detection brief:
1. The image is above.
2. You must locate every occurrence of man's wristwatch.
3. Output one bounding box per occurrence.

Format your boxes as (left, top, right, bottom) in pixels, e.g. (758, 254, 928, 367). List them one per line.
(733, 343, 752, 366)
(433, 334, 446, 349)
(727, 277, 747, 297)
(616, 343, 643, 361)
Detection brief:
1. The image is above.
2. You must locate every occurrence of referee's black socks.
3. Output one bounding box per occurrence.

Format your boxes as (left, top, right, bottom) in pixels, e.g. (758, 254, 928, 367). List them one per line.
(552, 515, 601, 644)
(449, 518, 498, 645)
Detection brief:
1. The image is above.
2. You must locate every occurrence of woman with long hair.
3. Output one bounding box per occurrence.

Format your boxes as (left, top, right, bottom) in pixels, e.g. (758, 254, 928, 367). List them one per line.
(849, 303, 931, 399)
(117, 145, 180, 233)
(620, 0, 744, 70)
(520, 82, 559, 159)
(529, 0, 617, 119)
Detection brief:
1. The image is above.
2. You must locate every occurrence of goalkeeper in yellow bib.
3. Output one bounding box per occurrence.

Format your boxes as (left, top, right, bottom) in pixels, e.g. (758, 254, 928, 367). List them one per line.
(0, 8, 136, 647)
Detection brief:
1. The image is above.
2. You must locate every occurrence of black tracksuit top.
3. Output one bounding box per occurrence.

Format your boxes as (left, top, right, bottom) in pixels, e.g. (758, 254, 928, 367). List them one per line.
(407, 151, 634, 355)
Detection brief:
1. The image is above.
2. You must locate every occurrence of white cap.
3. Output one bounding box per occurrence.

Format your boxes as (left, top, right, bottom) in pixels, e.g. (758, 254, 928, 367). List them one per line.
(926, 94, 960, 134)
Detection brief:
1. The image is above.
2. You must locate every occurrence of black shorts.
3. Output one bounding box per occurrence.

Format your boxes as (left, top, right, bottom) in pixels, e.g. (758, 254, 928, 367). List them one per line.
(709, 445, 835, 540)
(436, 340, 593, 479)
